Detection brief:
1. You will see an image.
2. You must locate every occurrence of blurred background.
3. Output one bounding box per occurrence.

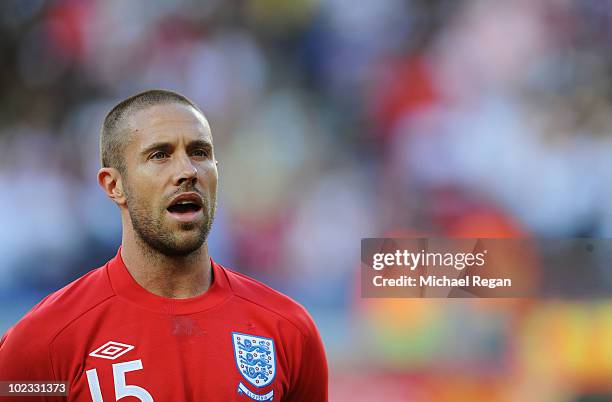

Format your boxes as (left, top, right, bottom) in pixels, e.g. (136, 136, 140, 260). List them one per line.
(1, 0, 612, 400)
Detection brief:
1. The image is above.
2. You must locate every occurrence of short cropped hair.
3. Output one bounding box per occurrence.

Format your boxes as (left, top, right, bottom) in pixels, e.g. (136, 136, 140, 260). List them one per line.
(100, 89, 203, 174)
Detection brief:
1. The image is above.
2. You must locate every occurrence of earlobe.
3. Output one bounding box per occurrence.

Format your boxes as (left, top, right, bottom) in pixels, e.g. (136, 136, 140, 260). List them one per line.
(111, 178, 127, 206)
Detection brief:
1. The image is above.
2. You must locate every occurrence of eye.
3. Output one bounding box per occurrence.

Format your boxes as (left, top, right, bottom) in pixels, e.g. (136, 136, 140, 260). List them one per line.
(192, 148, 209, 158)
(150, 151, 169, 160)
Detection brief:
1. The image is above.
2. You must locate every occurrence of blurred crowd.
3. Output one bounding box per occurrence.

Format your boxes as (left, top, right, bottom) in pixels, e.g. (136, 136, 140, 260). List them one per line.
(2, 0, 612, 401)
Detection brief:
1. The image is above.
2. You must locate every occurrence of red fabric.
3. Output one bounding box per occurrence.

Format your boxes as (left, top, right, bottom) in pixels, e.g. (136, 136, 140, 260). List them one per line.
(0, 249, 328, 401)
(372, 56, 439, 138)
(45, 0, 90, 62)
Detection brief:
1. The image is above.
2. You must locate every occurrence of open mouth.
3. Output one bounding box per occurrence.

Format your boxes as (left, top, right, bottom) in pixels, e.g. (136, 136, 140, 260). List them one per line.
(167, 202, 202, 214)
(166, 193, 204, 222)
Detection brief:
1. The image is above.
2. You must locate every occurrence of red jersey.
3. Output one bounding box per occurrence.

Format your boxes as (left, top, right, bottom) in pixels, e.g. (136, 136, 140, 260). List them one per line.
(0, 249, 328, 401)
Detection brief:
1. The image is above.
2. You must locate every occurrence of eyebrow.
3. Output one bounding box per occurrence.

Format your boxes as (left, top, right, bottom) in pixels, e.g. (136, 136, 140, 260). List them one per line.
(186, 139, 213, 152)
(140, 139, 213, 156)
(140, 142, 173, 157)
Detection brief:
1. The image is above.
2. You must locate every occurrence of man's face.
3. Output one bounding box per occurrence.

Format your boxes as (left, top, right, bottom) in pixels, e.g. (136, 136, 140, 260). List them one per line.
(121, 102, 218, 256)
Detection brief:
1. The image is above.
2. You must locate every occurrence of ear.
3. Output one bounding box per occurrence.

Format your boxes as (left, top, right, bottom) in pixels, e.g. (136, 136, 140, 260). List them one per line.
(97, 167, 127, 206)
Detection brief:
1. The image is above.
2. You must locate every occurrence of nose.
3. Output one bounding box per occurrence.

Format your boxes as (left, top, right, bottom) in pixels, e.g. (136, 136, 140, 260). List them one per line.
(174, 153, 198, 186)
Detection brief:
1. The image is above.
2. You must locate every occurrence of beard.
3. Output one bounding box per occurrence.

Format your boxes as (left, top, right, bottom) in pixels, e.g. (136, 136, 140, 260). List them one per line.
(125, 184, 216, 257)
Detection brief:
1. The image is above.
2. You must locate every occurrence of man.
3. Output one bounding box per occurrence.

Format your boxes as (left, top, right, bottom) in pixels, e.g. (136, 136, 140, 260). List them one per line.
(0, 89, 328, 401)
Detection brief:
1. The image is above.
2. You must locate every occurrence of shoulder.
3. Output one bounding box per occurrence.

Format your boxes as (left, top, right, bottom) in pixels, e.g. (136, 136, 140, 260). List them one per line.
(217, 265, 330, 400)
(2, 262, 115, 348)
(0, 262, 116, 379)
(218, 263, 318, 338)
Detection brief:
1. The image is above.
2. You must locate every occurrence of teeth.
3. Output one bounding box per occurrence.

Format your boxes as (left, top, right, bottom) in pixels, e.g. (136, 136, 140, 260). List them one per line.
(174, 200, 199, 206)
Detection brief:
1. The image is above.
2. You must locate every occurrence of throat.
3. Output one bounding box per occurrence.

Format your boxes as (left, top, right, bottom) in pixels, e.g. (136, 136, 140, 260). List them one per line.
(120, 241, 212, 299)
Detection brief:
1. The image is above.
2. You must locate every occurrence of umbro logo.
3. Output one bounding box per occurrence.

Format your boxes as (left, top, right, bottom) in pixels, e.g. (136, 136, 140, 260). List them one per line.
(89, 341, 135, 360)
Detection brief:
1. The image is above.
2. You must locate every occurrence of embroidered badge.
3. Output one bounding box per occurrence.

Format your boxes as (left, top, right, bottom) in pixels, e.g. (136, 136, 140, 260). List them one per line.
(232, 332, 275, 401)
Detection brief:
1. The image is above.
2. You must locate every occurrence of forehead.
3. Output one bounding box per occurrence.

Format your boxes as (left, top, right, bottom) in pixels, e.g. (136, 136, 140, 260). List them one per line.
(126, 102, 212, 146)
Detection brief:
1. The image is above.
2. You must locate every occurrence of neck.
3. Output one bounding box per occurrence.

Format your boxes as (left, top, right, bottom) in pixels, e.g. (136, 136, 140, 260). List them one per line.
(120, 227, 212, 299)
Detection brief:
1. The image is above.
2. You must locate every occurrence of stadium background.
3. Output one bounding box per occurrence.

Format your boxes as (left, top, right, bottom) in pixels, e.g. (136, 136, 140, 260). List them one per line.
(1, 0, 612, 400)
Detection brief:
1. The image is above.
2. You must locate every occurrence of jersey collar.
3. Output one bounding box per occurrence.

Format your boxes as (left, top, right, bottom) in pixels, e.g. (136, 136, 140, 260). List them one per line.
(107, 247, 232, 314)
